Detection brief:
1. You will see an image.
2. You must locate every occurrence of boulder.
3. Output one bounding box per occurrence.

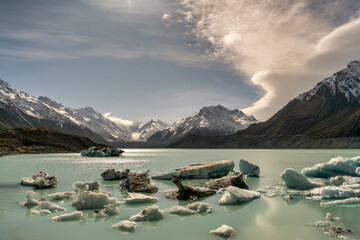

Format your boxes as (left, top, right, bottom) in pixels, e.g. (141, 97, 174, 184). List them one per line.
(151, 160, 235, 180)
(129, 205, 164, 221)
(280, 168, 325, 190)
(218, 186, 260, 205)
(210, 225, 235, 238)
(202, 173, 248, 190)
(120, 173, 158, 193)
(81, 146, 124, 157)
(239, 159, 260, 177)
(20, 171, 57, 188)
(166, 176, 216, 200)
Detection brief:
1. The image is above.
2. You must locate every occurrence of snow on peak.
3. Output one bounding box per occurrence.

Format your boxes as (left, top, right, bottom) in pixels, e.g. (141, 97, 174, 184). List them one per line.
(296, 60, 360, 103)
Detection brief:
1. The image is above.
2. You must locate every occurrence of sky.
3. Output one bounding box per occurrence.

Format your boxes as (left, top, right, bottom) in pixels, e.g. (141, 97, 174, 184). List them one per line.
(1, 0, 360, 124)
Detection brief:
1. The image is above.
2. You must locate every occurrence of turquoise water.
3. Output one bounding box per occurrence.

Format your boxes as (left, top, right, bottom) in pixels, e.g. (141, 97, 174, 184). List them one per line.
(1, 149, 360, 240)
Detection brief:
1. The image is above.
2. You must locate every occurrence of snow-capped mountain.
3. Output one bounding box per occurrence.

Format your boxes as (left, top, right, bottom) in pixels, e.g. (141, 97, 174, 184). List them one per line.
(240, 60, 360, 137)
(147, 105, 258, 144)
(131, 119, 169, 141)
(0, 79, 168, 143)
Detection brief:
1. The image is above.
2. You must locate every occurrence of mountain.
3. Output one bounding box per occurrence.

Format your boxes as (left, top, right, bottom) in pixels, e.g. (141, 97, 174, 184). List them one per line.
(131, 119, 169, 141)
(147, 105, 258, 145)
(0, 127, 107, 157)
(0, 79, 168, 143)
(170, 60, 360, 148)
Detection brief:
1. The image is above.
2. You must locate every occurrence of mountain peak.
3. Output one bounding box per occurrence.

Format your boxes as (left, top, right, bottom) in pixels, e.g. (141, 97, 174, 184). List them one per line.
(347, 60, 360, 71)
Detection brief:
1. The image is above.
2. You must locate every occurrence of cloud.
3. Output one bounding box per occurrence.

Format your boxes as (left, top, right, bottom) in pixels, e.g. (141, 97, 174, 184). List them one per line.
(103, 112, 135, 127)
(179, 0, 360, 120)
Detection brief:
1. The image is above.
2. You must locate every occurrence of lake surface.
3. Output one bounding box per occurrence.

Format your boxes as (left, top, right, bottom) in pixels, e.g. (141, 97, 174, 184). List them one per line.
(1, 149, 360, 240)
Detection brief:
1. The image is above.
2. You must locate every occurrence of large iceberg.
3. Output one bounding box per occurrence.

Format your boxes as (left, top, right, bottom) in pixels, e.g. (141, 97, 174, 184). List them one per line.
(151, 160, 235, 180)
(280, 168, 325, 190)
(20, 171, 58, 188)
(72, 184, 121, 210)
(129, 205, 164, 221)
(81, 146, 124, 157)
(239, 159, 260, 177)
(302, 156, 360, 178)
(218, 186, 260, 205)
(210, 225, 235, 238)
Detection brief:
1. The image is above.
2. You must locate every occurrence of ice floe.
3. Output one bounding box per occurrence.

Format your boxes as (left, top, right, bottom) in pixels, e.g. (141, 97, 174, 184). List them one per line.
(21, 191, 42, 206)
(94, 204, 121, 217)
(170, 206, 197, 215)
(239, 159, 260, 177)
(330, 176, 346, 186)
(187, 202, 212, 213)
(81, 146, 124, 157)
(34, 201, 66, 212)
(129, 205, 164, 221)
(52, 211, 84, 221)
(30, 209, 51, 215)
(280, 168, 325, 190)
(111, 220, 137, 232)
(123, 193, 158, 204)
(73, 181, 100, 191)
(46, 191, 75, 201)
(202, 172, 248, 190)
(218, 186, 260, 205)
(20, 171, 57, 188)
(210, 224, 235, 238)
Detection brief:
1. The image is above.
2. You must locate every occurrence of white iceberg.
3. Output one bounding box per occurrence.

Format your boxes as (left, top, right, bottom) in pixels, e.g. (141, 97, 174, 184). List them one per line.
(123, 193, 158, 204)
(73, 181, 100, 191)
(129, 205, 164, 221)
(21, 171, 58, 188)
(218, 186, 260, 205)
(302, 156, 360, 178)
(239, 159, 260, 177)
(187, 202, 212, 213)
(111, 220, 137, 232)
(21, 191, 42, 206)
(52, 211, 84, 221)
(34, 201, 66, 212)
(94, 204, 121, 217)
(72, 184, 121, 210)
(319, 186, 360, 199)
(326, 212, 340, 221)
(210, 224, 235, 238)
(170, 206, 197, 215)
(152, 160, 235, 180)
(280, 168, 325, 190)
(321, 197, 360, 207)
(30, 209, 51, 215)
(46, 191, 75, 201)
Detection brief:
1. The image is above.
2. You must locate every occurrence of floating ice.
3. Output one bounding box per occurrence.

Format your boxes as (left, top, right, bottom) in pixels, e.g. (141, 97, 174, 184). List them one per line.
(52, 211, 83, 221)
(73, 181, 100, 191)
(129, 205, 164, 221)
(170, 206, 197, 215)
(34, 201, 66, 212)
(319, 186, 360, 200)
(21, 191, 42, 206)
(239, 159, 260, 177)
(302, 156, 360, 178)
(31, 209, 51, 215)
(152, 160, 235, 180)
(187, 202, 212, 213)
(218, 186, 260, 205)
(326, 212, 340, 221)
(123, 193, 158, 204)
(46, 191, 75, 201)
(94, 204, 121, 217)
(210, 224, 235, 238)
(20, 171, 58, 188)
(81, 146, 124, 157)
(111, 220, 137, 232)
(280, 168, 325, 190)
(72, 184, 121, 210)
(202, 172, 248, 190)
(330, 176, 346, 186)
(321, 197, 360, 207)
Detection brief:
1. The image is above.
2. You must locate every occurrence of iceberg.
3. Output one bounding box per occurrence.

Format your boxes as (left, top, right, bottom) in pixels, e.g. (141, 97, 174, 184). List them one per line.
(187, 202, 212, 213)
(30, 209, 51, 215)
(170, 206, 197, 215)
(20, 171, 57, 188)
(21, 191, 42, 206)
(218, 186, 260, 205)
(210, 225, 235, 238)
(202, 173, 248, 190)
(123, 193, 158, 204)
(101, 169, 149, 180)
(129, 205, 164, 221)
(111, 220, 137, 232)
(239, 159, 260, 177)
(52, 211, 83, 221)
(321, 197, 360, 207)
(34, 201, 66, 212)
(73, 181, 100, 191)
(326, 212, 340, 221)
(46, 191, 75, 201)
(302, 156, 360, 178)
(330, 176, 346, 186)
(151, 160, 235, 180)
(72, 184, 121, 210)
(81, 146, 124, 157)
(280, 168, 325, 190)
(120, 173, 158, 193)
(94, 204, 121, 217)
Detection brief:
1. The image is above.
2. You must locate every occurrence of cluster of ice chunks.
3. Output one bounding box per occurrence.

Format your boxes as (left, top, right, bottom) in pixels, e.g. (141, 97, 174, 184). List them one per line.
(80, 146, 124, 157)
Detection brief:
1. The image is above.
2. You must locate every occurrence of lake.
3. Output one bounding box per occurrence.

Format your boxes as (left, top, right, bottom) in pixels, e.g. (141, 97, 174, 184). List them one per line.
(1, 149, 360, 240)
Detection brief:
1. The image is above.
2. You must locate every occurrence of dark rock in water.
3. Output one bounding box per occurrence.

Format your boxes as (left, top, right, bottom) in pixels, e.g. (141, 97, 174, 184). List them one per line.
(202, 173, 248, 190)
(120, 173, 158, 193)
(167, 176, 216, 200)
(81, 146, 124, 157)
(20, 171, 58, 188)
(101, 169, 150, 180)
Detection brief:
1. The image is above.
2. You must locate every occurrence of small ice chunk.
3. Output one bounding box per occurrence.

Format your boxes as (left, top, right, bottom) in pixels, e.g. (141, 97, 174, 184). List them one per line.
(73, 181, 100, 191)
(320, 186, 360, 199)
(170, 206, 197, 215)
(31, 209, 51, 215)
(210, 225, 235, 238)
(239, 159, 260, 177)
(321, 197, 360, 207)
(111, 220, 137, 232)
(46, 191, 75, 201)
(283, 193, 295, 200)
(309, 221, 332, 227)
(280, 168, 325, 190)
(187, 202, 212, 213)
(326, 212, 340, 221)
(123, 193, 158, 204)
(94, 204, 121, 217)
(52, 211, 83, 221)
(129, 205, 164, 221)
(218, 186, 260, 205)
(34, 201, 66, 212)
(330, 176, 346, 186)
(21, 191, 41, 206)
